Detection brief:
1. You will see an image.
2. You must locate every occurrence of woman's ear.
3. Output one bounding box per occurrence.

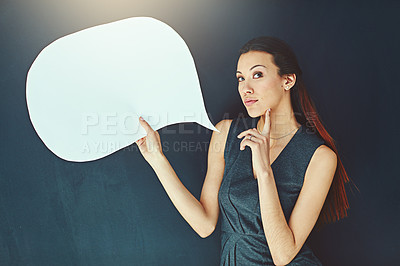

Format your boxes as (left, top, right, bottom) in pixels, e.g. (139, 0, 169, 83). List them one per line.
(283, 74, 296, 90)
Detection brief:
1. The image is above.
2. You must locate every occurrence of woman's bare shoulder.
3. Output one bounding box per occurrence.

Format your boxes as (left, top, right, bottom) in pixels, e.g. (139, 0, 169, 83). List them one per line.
(308, 144, 338, 177)
(314, 145, 337, 162)
(210, 119, 233, 155)
(215, 119, 233, 134)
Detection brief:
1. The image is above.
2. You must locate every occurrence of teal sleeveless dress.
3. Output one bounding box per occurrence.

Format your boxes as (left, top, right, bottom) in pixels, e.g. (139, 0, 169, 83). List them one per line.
(218, 116, 325, 265)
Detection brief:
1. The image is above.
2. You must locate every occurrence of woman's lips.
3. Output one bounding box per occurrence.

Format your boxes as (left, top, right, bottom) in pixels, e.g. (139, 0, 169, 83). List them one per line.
(245, 100, 258, 106)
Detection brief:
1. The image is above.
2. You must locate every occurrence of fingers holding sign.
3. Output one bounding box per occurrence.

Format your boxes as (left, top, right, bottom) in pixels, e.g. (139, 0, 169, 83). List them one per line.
(136, 117, 164, 164)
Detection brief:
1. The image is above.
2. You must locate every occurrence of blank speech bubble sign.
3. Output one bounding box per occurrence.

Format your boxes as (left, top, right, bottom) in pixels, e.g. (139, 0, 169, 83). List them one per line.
(26, 16, 218, 162)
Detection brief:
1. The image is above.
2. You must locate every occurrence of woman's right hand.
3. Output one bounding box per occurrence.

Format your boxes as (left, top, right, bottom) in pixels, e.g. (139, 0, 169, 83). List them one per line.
(135, 117, 164, 165)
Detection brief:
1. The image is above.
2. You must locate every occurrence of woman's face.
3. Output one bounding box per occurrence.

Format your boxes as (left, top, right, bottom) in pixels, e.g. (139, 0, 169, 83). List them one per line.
(236, 51, 287, 118)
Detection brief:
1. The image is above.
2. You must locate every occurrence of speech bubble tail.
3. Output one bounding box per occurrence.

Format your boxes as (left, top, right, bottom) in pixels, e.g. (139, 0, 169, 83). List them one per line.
(196, 120, 220, 133)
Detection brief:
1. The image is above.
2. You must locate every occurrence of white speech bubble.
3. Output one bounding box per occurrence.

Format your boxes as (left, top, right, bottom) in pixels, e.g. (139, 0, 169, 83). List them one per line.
(26, 16, 218, 162)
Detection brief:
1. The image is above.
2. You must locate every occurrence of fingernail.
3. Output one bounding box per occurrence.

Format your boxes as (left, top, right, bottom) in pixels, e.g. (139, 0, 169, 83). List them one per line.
(139, 116, 144, 121)
(268, 108, 271, 112)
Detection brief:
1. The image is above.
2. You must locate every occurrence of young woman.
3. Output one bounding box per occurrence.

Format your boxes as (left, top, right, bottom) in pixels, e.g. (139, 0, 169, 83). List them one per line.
(135, 36, 350, 265)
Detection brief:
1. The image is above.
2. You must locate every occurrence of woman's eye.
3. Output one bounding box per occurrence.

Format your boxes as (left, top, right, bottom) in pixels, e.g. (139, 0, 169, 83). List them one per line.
(253, 72, 263, 78)
(237, 76, 244, 82)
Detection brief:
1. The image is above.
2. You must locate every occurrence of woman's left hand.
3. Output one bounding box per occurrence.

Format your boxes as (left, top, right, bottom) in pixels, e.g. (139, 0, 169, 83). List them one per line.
(237, 108, 272, 179)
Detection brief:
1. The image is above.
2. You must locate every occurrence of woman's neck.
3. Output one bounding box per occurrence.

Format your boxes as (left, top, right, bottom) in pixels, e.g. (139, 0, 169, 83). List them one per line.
(257, 109, 301, 144)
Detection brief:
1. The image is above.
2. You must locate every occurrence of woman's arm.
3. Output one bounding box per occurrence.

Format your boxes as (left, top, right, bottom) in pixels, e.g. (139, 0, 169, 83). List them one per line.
(136, 117, 231, 238)
(237, 110, 337, 265)
(257, 145, 337, 265)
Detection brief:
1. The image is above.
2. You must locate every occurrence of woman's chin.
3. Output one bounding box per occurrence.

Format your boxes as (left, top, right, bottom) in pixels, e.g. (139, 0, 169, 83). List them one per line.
(247, 109, 262, 118)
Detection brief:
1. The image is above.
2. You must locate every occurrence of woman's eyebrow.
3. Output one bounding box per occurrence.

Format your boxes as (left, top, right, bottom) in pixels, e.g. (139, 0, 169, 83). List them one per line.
(250, 64, 267, 70)
(236, 64, 267, 74)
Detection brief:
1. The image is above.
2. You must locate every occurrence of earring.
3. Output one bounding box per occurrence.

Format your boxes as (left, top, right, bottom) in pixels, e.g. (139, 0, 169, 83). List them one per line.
(285, 86, 289, 90)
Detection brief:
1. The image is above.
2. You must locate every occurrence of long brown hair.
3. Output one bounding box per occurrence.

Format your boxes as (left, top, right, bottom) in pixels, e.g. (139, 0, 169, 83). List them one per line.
(239, 36, 358, 228)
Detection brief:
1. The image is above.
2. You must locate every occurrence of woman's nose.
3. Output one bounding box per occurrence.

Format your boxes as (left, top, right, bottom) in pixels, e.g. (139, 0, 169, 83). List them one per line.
(240, 81, 253, 94)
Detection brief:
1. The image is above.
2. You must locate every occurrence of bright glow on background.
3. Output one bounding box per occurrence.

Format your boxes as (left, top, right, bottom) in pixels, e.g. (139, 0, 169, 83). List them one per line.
(26, 16, 218, 162)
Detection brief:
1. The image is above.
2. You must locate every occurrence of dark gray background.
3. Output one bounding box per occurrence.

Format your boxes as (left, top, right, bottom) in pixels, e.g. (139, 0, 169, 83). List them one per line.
(1, 0, 399, 265)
